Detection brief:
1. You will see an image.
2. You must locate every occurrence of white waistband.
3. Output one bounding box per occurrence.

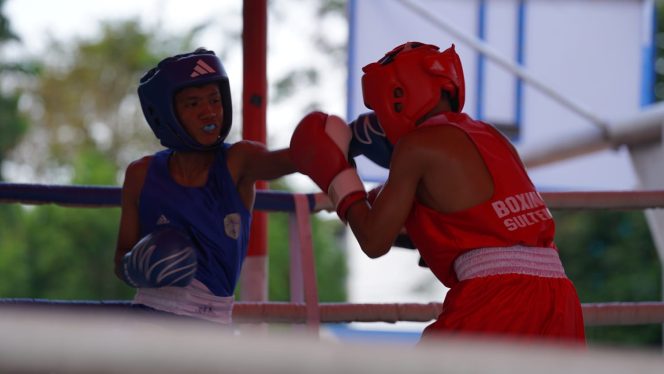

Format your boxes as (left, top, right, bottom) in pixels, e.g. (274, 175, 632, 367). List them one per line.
(453, 246, 567, 282)
(133, 279, 234, 324)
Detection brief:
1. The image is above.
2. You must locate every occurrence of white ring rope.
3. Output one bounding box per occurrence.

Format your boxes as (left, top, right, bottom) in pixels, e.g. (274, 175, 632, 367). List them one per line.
(313, 190, 664, 211)
(2, 308, 664, 374)
(3, 300, 662, 326)
(231, 301, 664, 326)
(541, 190, 664, 210)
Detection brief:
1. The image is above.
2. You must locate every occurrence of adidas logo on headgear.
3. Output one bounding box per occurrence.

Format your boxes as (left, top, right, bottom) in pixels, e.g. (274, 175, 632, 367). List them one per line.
(156, 214, 171, 225)
(190, 59, 216, 78)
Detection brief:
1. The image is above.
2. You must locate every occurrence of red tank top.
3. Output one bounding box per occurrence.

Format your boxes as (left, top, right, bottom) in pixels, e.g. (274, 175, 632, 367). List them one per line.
(404, 113, 556, 288)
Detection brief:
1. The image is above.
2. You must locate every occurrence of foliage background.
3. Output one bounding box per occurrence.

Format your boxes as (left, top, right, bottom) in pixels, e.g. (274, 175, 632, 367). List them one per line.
(0, 0, 347, 304)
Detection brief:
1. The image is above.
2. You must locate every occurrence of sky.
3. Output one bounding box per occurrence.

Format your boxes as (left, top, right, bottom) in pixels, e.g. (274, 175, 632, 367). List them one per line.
(3, 0, 349, 185)
(4, 0, 347, 146)
(5, 1, 239, 52)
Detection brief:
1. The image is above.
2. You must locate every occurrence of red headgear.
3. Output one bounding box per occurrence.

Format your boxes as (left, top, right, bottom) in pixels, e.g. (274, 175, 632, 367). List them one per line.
(361, 42, 465, 145)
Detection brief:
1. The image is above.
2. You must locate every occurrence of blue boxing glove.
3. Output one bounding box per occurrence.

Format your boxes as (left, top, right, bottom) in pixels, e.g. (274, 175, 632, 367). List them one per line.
(121, 225, 198, 288)
(348, 112, 393, 169)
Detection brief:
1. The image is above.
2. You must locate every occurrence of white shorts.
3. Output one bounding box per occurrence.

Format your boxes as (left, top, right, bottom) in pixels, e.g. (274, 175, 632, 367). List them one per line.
(133, 279, 234, 324)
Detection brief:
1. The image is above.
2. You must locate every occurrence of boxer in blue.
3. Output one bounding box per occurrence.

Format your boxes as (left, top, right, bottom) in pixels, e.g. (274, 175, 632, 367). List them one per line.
(114, 48, 296, 324)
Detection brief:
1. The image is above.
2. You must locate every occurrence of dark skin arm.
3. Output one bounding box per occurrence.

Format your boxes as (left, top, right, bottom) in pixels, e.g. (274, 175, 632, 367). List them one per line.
(345, 124, 494, 258)
(113, 156, 152, 279)
(113, 141, 296, 279)
(227, 140, 296, 211)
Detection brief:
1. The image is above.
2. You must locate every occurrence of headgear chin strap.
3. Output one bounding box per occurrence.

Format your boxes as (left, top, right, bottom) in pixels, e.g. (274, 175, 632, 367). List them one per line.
(361, 42, 465, 145)
(138, 49, 232, 151)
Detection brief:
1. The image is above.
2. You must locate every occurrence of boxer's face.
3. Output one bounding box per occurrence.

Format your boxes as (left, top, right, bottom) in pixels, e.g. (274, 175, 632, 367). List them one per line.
(174, 83, 224, 146)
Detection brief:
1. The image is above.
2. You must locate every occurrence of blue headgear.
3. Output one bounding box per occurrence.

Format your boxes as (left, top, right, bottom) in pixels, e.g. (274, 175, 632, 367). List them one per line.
(138, 49, 232, 151)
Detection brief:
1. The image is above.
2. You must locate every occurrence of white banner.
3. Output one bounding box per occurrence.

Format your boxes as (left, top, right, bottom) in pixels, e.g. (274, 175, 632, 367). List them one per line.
(347, 0, 654, 190)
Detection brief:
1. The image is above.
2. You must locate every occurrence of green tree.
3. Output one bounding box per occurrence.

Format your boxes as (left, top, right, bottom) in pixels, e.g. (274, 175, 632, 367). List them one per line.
(269, 0, 347, 115)
(260, 0, 350, 302)
(1, 6, 348, 304)
(266, 181, 347, 302)
(555, 210, 662, 348)
(0, 147, 130, 299)
(653, 1, 664, 101)
(0, 0, 32, 297)
(0, 20, 190, 300)
(13, 20, 174, 177)
(267, 212, 347, 302)
(0, 0, 29, 177)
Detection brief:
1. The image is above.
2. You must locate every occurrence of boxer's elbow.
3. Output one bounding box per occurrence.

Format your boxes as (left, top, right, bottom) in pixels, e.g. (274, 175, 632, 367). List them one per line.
(358, 236, 392, 259)
(365, 248, 389, 259)
(347, 207, 393, 258)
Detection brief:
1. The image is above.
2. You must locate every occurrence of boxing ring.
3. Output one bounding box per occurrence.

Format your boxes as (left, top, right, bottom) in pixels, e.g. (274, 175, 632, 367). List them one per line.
(1, 183, 664, 325)
(1, 182, 664, 372)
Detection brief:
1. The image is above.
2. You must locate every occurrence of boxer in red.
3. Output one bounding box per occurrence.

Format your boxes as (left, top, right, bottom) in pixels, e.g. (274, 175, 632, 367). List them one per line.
(290, 42, 585, 344)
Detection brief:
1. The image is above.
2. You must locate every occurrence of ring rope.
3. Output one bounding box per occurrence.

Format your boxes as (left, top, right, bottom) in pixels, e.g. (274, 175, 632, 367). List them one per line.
(1, 183, 663, 328)
(1, 299, 662, 326)
(0, 182, 319, 211)
(2, 183, 664, 210)
(2, 308, 664, 374)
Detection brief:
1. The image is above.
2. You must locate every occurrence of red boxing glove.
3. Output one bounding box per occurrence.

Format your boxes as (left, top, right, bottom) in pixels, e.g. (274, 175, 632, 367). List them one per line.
(290, 111, 367, 220)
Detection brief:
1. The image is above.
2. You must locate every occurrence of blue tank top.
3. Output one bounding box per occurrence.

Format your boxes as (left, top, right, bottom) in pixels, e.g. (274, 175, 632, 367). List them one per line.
(138, 146, 251, 296)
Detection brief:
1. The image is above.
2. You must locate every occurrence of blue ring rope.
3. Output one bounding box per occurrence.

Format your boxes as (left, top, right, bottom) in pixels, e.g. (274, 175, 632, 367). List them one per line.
(0, 182, 317, 212)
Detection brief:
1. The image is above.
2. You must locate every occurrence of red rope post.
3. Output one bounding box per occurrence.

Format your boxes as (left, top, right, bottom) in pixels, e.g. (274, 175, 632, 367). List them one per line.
(241, 0, 269, 301)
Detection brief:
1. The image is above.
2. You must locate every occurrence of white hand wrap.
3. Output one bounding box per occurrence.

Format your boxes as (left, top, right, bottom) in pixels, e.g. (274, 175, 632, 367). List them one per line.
(328, 168, 365, 211)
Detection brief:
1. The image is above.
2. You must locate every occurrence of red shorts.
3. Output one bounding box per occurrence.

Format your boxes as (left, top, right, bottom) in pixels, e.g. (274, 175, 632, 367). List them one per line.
(421, 274, 586, 345)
